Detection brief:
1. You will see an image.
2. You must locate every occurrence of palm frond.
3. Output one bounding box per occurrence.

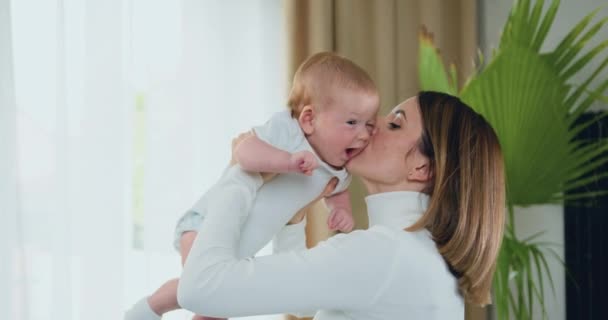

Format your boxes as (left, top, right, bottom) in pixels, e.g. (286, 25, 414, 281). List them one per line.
(550, 8, 603, 66)
(571, 77, 608, 119)
(565, 55, 608, 113)
(418, 27, 457, 95)
(531, 0, 560, 50)
(559, 28, 608, 79)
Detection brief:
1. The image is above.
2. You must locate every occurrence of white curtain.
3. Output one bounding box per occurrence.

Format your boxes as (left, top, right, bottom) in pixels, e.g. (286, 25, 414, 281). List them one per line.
(1, 0, 20, 318)
(2, 0, 286, 319)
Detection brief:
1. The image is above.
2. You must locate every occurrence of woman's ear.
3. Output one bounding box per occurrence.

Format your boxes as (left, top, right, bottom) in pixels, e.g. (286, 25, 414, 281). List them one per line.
(298, 105, 315, 135)
(407, 152, 432, 183)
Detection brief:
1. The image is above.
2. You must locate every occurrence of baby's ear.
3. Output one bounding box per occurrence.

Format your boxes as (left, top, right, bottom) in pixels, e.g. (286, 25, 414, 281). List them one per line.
(298, 105, 316, 135)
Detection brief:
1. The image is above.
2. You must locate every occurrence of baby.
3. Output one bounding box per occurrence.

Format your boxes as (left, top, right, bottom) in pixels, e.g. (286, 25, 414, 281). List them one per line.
(125, 52, 379, 320)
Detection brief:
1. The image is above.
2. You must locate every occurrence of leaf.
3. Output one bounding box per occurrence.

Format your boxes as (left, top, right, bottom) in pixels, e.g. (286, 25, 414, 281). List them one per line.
(564, 55, 608, 112)
(531, 249, 547, 318)
(418, 27, 457, 95)
(461, 46, 570, 205)
(563, 172, 608, 192)
(568, 111, 608, 139)
(571, 77, 608, 119)
(550, 6, 601, 63)
(559, 30, 608, 79)
(531, 0, 560, 51)
(554, 18, 608, 72)
(528, 0, 546, 45)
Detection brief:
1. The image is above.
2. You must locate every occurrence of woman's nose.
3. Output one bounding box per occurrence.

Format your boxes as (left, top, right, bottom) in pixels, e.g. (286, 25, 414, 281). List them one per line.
(373, 117, 387, 135)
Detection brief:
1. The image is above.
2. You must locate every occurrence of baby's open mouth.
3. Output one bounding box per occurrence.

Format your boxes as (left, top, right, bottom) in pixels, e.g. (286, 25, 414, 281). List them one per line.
(345, 147, 360, 159)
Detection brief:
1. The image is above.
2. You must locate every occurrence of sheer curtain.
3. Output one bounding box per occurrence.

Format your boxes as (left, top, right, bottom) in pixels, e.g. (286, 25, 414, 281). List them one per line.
(1, 0, 20, 318)
(2, 0, 286, 319)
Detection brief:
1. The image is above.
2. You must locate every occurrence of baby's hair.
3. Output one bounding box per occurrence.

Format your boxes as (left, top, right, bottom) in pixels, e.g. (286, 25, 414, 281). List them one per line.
(287, 52, 377, 118)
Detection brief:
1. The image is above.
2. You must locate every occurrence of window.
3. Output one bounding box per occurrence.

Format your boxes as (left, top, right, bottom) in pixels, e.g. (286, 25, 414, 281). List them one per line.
(7, 1, 286, 319)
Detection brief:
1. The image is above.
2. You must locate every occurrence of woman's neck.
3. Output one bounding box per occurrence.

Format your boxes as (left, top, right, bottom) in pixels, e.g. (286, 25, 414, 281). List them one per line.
(362, 178, 427, 195)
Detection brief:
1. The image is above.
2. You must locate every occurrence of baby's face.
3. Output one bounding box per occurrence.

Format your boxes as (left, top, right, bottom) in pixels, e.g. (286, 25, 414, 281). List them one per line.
(308, 89, 380, 168)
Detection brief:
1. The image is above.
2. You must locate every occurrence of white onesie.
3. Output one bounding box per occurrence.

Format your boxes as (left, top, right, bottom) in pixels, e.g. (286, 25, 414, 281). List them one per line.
(173, 110, 351, 258)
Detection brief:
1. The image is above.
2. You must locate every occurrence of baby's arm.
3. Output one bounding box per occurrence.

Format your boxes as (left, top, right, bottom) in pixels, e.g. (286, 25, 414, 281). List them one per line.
(234, 134, 318, 175)
(325, 190, 355, 232)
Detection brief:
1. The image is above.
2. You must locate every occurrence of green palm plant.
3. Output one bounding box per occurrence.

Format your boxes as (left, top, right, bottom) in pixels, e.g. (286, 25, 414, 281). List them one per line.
(418, 0, 608, 319)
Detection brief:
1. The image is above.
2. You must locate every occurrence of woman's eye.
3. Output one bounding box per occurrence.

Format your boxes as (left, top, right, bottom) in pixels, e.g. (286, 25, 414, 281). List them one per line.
(347, 120, 357, 125)
(388, 122, 401, 129)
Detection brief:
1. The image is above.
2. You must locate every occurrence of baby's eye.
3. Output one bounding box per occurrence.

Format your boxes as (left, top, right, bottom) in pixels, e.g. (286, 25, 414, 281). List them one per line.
(388, 122, 401, 130)
(346, 120, 358, 125)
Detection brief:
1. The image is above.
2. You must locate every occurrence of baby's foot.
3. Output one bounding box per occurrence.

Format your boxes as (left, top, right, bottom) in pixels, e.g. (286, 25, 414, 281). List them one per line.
(124, 297, 161, 320)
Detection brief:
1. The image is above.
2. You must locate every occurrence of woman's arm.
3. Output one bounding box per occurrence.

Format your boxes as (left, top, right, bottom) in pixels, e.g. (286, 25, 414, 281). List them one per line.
(272, 206, 309, 254)
(177, 175, 394, 318)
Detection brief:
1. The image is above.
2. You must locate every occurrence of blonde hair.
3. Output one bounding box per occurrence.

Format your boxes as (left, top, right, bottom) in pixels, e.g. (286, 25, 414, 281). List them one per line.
(287, 52, 377, 118)
(406, 91, 506, 306)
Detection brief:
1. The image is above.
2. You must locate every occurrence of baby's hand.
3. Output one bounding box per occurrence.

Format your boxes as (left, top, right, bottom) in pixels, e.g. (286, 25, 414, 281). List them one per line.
(288, 151, 318, 176)
(327, 208, 355, 233)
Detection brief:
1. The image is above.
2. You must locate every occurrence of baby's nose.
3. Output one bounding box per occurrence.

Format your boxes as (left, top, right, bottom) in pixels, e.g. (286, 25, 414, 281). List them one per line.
(358, 127, 371, 141)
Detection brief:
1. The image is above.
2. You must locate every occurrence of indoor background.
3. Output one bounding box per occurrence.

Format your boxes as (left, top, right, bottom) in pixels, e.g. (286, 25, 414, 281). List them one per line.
(1, 1, 606, 320)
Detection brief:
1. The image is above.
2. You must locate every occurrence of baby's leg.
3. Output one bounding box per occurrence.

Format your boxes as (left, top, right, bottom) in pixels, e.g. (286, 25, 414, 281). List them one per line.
(142, 232, 196, 317)
(130, 232, 224, 320)
(146, 278, 180, 315)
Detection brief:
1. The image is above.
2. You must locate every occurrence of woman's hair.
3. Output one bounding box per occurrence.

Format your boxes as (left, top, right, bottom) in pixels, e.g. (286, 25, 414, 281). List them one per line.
(287, 52, 377, 118)
(406, 91, 506, 306)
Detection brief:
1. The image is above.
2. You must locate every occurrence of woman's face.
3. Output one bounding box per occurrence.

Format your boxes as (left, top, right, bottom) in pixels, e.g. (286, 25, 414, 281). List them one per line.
(346, 96, 430, 193)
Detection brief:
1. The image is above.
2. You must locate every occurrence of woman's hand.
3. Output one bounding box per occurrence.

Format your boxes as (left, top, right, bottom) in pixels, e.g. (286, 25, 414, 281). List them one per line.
(230, 131, 254, 166)
(231, 131, 276, 182)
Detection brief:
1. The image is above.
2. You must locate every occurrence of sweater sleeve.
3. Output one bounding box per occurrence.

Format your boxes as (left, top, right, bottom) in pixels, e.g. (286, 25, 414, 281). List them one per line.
(177, 181, 394, 318)
(271, 218, 307, 254)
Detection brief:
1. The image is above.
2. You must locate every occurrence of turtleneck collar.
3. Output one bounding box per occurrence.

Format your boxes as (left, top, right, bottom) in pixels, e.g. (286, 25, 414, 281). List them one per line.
(365, 191, 429, 229)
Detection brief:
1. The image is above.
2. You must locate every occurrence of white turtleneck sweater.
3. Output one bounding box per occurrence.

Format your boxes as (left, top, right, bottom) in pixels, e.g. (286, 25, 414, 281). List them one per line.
(178, 191, 464, 320)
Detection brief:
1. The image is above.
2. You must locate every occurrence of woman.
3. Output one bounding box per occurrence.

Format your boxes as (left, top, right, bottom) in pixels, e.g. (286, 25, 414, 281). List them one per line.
(178, 91, 506, 319)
